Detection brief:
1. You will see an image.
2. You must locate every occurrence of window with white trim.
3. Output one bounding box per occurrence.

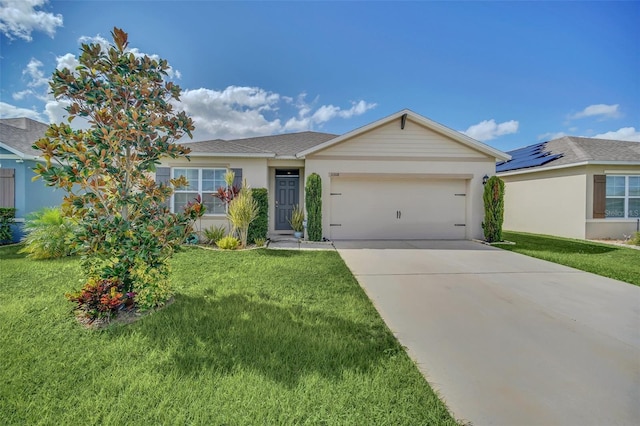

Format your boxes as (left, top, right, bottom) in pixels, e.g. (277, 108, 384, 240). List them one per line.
(172, 168, 227, 215)
(605, 175, 640, 218)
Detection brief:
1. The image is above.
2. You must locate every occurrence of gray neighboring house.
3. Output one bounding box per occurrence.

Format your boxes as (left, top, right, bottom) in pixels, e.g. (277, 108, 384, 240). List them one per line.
(0, 118, 65, 241)
(498, 136, 640, 240)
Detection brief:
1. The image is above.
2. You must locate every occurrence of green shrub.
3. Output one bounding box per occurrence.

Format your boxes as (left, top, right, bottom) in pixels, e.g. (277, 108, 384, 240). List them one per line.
(628, 231, 640, 246)
(247, 188, 268, 244)
(216, 235, 240, 250)
(0, 207, 16, 243)
(482, 176, 505, 243)
(203, 224, 226, 245)
(305, 173, 322, 241)
(19, 207, 77, 259)
(131, 259, 173, 311)
(253, 237, 266, 247)
(228, 181, 259, 248)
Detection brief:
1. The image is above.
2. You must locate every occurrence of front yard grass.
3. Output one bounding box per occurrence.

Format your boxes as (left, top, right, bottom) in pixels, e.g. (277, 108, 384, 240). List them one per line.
(501, 231, 640, 287)
(0, 245, 457, 425)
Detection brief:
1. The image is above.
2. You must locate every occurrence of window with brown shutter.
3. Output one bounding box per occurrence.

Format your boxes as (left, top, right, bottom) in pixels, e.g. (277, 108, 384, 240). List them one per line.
(0, 168, 15, 208)
(593, 174, 606, 218)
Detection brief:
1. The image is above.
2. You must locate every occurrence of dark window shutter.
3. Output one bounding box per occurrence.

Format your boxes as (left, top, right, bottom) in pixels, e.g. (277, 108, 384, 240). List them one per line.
(593, 175, 606, 218)
(156, 167, 171, 209)
(0, 168, 15, 208)
(231, 168, 243, 188)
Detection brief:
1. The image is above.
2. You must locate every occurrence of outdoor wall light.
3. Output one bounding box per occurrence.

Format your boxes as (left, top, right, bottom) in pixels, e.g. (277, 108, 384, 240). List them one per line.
(482, 174, 489, 185)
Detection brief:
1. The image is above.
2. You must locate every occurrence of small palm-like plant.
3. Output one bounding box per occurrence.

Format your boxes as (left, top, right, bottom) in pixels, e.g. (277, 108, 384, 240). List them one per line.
(19, 207, 77, 259)
(288, 205, 304, 233)
(227, 180, 259, 248)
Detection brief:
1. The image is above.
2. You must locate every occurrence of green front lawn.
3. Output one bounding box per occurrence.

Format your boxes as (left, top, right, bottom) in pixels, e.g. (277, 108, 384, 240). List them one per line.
(501, 231, 640, 286)
(0, 245, 457, 425)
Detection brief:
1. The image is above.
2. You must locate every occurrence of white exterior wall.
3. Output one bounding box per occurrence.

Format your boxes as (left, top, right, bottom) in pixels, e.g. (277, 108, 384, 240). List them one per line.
(502, 164, 640, 240)
(305, 157, 494, 240)
(159, 156, 269, 232)
(502, 168, 587, 239)
(584, 164, 640, 239)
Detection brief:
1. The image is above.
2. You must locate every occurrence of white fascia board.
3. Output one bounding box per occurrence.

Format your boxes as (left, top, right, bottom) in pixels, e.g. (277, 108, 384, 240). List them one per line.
(497, 160, 640, 177)
(296, 108, 511, 161)
(187, 152, 276, 158)
(0, 142, 26, 158)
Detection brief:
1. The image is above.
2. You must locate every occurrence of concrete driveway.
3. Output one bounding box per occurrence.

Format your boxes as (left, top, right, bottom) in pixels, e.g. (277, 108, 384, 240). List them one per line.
(334, 240, 640, 426)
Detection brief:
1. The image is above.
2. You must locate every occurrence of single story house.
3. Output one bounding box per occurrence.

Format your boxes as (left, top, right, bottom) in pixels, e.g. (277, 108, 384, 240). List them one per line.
(0, 118, 65, 241)
(497, 136, 640, 240)
(159, 109, 510, 240)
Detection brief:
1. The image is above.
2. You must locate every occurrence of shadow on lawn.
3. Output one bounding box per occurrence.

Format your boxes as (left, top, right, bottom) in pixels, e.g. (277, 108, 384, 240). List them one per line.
(138, 293, 400, 387)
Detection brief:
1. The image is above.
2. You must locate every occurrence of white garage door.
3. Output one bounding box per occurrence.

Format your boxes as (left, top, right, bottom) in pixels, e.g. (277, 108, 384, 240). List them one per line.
(330, 176, 467, 240)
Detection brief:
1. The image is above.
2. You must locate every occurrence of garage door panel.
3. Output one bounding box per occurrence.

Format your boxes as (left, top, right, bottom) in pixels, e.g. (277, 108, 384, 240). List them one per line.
(330, 177, 466, 240)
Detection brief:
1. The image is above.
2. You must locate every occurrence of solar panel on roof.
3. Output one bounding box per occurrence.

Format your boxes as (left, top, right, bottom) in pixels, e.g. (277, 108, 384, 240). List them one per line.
(496, 142, 562, 173)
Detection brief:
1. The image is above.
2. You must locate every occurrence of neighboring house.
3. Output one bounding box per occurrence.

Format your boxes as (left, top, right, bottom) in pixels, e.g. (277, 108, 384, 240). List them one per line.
(0, 118, 65, 241)
(159, 109, 510, 240)
(497, 136, 640, 240)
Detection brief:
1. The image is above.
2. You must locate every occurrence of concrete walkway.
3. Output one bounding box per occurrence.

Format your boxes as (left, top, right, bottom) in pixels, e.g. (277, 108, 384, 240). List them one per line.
(334, 240, 640, 426)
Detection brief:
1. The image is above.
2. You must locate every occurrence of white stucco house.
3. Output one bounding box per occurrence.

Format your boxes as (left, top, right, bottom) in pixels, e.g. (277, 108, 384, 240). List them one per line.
(158, 109, 510, 240)
(497, 136, 640, 240)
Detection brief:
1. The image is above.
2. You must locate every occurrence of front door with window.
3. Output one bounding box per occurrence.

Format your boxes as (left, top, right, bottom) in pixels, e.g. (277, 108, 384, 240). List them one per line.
(275, 172, 299, 230)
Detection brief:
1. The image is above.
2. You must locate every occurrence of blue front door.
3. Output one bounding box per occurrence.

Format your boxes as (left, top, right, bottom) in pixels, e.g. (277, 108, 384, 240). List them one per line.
(275, 174, 299, 230)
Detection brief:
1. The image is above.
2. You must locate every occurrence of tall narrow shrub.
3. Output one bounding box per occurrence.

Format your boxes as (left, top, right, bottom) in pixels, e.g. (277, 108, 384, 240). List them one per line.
(482, 176, 505, 243)
(227, 180, 259, 248)
(247, 188, 268, 244)
(305, 173, 322, 241)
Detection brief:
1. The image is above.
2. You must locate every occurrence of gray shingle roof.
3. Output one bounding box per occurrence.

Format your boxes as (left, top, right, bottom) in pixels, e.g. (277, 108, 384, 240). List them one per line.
(0, 118, 49, 157)
(0, 117, 338, 159)
(499, 136, 640, 173)
(185, 131, 338, 157)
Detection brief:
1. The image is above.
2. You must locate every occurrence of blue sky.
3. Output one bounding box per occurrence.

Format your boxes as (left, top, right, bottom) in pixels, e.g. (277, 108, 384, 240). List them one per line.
(1, 1, 638, 151)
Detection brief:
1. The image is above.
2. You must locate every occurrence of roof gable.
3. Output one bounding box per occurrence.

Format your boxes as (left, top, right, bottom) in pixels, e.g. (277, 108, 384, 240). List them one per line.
(297, 109, 511, 161)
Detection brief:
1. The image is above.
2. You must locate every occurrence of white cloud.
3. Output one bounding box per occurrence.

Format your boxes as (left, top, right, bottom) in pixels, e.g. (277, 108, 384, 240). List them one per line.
(176, 87, 375, 140)
(177, 87, 283, 140)
(24, 58, 48, 87)
(569, 104, 620, 120)
(55, 52, 78, 71)
(592, 127, 640, 142)
(0, 101, 44, 121)
(460, 119, 519, 141)
(537, 131, 567, 141)
(0, 0, 62, 41)
(283, 98, 376, 132)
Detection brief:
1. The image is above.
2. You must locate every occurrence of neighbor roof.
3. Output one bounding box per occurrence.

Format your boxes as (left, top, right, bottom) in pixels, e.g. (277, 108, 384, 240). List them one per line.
(185, 131, 337, 158)
(497, 136, 640, 175)
(0, 117, 49, 159)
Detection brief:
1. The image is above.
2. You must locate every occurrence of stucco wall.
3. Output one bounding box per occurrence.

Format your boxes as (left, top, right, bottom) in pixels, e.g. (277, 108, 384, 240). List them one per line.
(584, 164, 640, 239)
(501, 167, 587, 239)
(159, 156, 270, 233)
(501, 163, 640, 240)
(305, 157, 494, 240)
